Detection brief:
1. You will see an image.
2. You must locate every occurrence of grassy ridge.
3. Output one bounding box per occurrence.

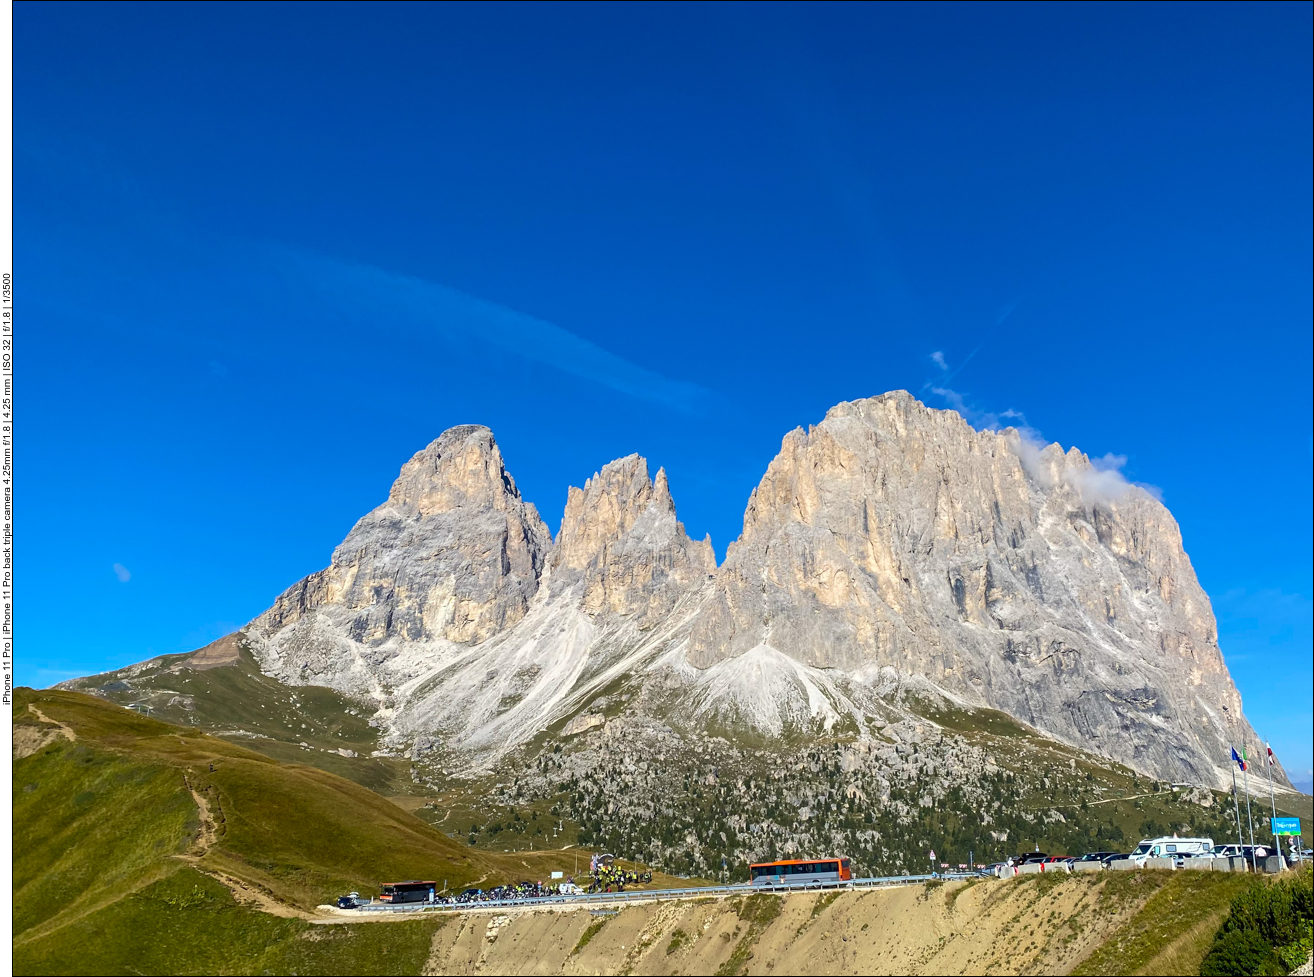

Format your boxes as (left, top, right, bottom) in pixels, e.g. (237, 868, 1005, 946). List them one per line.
(1071, 870, 1260, 976)
(11, 687, 511, 975)
(15, 688, 499, 909)
(13, 868, 444, 977)
(58, 641, 405, 792)
(13, 740, 196, 939)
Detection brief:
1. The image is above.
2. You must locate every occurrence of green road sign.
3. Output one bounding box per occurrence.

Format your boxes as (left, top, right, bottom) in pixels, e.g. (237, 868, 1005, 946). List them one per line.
(1272, 817, 1301, 836)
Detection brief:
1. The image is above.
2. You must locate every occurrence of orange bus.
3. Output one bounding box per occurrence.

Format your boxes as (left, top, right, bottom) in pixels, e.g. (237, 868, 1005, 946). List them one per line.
(749, 858, 852, 886)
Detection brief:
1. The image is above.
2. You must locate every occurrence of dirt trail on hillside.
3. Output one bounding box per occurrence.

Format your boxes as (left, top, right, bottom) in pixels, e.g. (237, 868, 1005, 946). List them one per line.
(13, 705, 77, 759)
(176, 773, 310, 920)
(182, 779, 220, 855)
(421, 877, 1156, 976)
(202, 866, 307, 919)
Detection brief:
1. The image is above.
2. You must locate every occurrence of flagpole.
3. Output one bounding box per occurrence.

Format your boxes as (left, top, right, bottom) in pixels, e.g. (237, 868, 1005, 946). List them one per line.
(1232, 762, 1244, 850)
(1265, 741, 1280, 865)
(1242, 745, 1256, 852)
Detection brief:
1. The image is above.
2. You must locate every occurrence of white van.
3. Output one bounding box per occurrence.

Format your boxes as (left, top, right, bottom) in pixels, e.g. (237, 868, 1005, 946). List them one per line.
(1128, 836, 1214, 865)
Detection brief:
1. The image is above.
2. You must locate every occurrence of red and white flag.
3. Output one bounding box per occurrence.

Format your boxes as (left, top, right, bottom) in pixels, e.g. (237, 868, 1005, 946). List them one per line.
(1267, 743, 1275, 766)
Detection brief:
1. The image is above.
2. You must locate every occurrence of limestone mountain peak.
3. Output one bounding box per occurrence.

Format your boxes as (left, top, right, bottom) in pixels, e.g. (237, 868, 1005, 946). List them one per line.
(552, 453, 714, 623)
(386, 424, 531, 517)
(164, 395, 1273, 789)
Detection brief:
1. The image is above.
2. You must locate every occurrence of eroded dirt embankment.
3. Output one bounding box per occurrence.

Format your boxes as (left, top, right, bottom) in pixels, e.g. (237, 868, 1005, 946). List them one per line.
(421, 875, 1145, 976)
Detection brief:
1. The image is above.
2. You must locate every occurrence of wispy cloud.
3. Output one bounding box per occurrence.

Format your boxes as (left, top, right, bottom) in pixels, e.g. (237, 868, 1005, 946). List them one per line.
(930, 350, 947, 370)
(112, 563, 131, 583)
(18, 134, 708, 414)
(928, 384, 1026, 431)
(270, 245, 708, 412)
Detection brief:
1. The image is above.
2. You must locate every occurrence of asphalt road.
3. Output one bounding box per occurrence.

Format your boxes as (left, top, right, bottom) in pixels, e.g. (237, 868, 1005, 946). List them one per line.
(349, 872, 980, 914)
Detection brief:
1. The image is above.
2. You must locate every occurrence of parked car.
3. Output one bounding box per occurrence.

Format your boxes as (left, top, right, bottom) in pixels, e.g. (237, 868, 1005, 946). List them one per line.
(1076, 851, 1121, 863)
(1101, 853, 1131, 865)
(1009, 852, 1049, 865)
(1212, 844, 1274, 865)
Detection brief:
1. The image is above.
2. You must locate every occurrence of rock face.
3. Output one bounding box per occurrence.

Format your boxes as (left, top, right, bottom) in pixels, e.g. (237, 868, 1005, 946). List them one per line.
(551, 455, 716, 626)
(190, 394, 1273, 788)
(248, 426, 552, 690)
(686, 392, 1250, 786)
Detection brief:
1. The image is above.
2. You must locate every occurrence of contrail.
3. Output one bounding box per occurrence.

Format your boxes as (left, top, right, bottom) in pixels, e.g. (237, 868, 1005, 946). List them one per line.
(942, 300, 1019, 384)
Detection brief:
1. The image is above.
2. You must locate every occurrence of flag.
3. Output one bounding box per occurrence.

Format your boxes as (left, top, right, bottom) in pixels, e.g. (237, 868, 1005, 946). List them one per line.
(1266, 743, 1275, 766)
(1231, 747, 1247, 771)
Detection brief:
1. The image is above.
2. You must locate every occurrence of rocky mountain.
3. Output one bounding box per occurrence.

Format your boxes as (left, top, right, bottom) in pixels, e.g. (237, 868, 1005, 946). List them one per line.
(683, 394, 1253, 787)
(72, 392, 1280, 792)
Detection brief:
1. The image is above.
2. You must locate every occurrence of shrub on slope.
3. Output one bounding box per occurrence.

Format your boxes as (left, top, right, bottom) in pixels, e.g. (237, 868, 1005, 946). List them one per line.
(1198, 866, 1313, 976)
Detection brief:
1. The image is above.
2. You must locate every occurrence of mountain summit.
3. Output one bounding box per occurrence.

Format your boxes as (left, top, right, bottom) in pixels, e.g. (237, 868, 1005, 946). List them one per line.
(109, 393, 1279, 789)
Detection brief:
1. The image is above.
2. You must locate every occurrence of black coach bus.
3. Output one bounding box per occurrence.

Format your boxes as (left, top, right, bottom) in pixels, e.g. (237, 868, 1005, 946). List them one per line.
(378, 880, 437, 904)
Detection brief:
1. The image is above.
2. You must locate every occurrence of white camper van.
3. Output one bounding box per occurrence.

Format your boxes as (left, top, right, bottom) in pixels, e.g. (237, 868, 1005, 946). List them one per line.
(1128, 836, 1214, 865)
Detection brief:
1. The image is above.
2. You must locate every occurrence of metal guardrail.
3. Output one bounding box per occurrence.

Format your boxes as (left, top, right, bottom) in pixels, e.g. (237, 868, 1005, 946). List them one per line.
(349, 872, 979, 915)
(342, 855, 1302, 916)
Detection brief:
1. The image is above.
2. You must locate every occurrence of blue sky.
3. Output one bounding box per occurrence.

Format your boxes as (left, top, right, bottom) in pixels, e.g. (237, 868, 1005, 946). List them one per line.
(18, 2, 1312, 787)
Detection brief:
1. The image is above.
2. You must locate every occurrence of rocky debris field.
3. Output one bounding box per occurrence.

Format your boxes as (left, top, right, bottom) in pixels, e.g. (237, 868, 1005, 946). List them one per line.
(432, 706, 1253, 881)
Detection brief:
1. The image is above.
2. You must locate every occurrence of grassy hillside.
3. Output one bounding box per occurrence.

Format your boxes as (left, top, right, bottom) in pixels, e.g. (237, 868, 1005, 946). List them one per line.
(60, 635, 1311, 880)
(14, 868, 446, 977)
(12, 688, 1301, 976)
(11, 687, 511, 976)
(56, 635, 407, 792)
(1070, 870, 1259, 975)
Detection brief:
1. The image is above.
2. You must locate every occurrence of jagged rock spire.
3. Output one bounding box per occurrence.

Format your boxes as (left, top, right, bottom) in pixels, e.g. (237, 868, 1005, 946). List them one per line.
(552, 454, 715, 625)
(254, 425, 552, 653)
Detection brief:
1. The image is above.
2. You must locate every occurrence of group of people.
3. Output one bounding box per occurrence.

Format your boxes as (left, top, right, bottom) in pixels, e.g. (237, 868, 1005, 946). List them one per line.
(584, 864, 653, 893)
(448, 880, 562, 904)
(350, 854, 657, 910)
(439, 864, 655, 904)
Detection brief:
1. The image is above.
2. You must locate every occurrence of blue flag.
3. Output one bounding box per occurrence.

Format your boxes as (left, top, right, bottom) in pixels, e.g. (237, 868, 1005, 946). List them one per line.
(1231, 747, 1247, 771)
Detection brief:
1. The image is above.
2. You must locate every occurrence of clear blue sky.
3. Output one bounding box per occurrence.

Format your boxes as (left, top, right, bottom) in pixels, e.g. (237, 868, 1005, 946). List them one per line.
(18, 2, 1312, 787)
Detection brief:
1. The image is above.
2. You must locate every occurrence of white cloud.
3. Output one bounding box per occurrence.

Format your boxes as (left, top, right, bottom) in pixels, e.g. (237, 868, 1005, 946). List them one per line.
(927, 388, 1160, 506)
(1012, 426, 1161, 505)
(112, 563, 131, 583)
(930, 386, 1027, 432)
(930, 350, 947, 370)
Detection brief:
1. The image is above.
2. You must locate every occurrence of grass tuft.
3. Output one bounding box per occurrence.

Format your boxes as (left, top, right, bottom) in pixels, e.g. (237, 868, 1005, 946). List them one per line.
(573, 918, 609, 955)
